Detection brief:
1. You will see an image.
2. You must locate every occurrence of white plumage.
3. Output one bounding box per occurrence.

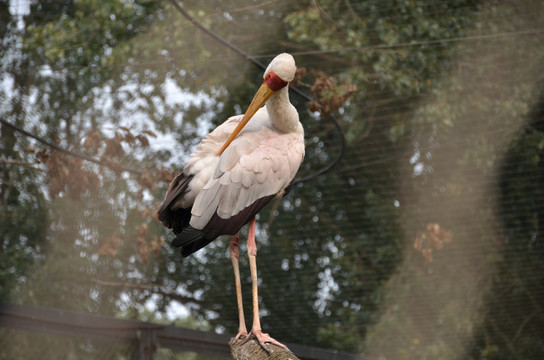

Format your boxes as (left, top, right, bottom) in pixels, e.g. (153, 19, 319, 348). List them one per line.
(189, 108, 304, 228)
(158, 53, 304, 257)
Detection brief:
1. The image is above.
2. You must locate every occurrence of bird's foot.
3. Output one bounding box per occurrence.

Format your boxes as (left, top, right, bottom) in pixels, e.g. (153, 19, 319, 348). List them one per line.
(234, 329, 248, 341)
(244, 329, 289, 352)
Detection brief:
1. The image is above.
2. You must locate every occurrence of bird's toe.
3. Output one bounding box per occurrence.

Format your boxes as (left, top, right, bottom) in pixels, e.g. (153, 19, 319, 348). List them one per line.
(248, 329, 289, 353)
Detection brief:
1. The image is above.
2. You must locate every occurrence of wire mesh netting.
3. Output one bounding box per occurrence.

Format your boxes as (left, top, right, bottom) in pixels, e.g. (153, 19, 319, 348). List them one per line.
(1, 0, 544, 359)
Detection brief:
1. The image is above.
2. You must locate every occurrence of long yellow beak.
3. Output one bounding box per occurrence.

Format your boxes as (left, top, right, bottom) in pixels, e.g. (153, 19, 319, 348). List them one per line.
(216, 82, 275, 156)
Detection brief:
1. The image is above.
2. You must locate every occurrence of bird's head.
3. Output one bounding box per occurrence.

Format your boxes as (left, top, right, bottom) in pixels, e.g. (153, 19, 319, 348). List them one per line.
(264, 53, 297, 84)
(217, 53, 296, 155)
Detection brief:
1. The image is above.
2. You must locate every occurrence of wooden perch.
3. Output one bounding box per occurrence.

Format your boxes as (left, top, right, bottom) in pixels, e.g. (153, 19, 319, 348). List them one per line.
(230, 337, 301, 360)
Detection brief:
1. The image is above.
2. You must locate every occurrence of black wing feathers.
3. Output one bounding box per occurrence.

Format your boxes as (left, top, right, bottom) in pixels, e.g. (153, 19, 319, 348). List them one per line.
(172, 226, 210, 257)
(158, 172, 280, 257)
(171, 194, 276, 257)
(157, 173, 193, 234)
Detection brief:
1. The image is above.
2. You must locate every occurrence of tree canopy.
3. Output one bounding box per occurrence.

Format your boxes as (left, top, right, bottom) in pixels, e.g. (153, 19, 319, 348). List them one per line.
(1, 0, 544, 359)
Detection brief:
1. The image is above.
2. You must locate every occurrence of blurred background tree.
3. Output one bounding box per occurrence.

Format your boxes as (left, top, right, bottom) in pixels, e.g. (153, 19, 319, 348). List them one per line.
(1, 0, 543, 359)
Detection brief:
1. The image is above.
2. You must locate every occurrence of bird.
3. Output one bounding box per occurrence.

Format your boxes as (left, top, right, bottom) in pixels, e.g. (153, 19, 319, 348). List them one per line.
(158, 53, 304, 350)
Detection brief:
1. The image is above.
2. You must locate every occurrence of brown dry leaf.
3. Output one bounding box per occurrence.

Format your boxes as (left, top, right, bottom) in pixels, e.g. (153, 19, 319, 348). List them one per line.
(35, 149, 49, 163)
(136, 223, 148, 238)
(100, 155, 124, 175)
(83, 129, 102, 154)
(138, 243, 149, 264)
(414, 232, 425, 251)
(104, 136, 124, 159)
(121, 129, 136, 144)
(138, 207, 159, 221)
(308, 101, 322, 113)
(149, 236, 164, 254)
(142, 129, 157, 138)
(290, 67, 306, 87)
(137, 169, 155, 190)
(309, 74, 357, 115)
(157, 169, 176, 183)
(135, 222, 163, 263)
(311, 76, 334, 94)
(414, 223, 453, 263)
(443, 230, 453, 244)
(98, 234, 122, 257)
(36, 148, 100, 200)
(422, 248, 433, 263)
(136, 134, 150, 148)
(149, 211, 159, 222)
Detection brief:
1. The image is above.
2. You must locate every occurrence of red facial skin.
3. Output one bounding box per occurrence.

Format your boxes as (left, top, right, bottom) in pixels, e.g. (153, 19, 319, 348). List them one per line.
(264, 71, 288, 92)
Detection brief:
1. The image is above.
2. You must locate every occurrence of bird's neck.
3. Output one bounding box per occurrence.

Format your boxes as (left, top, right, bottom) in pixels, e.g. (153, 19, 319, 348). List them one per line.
(265, 87, 301, 134)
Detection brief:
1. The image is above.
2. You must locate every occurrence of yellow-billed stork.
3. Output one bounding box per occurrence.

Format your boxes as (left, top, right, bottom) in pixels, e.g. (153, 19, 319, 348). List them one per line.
(158, 53, 304, 350)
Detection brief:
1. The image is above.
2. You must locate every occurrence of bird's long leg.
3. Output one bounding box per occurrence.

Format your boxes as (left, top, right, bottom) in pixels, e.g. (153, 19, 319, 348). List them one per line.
(229, 234, 248, 340)
(246, 217, 288, 351)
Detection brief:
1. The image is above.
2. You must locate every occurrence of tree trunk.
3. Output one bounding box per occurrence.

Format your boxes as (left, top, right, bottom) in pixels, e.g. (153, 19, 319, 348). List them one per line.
(229, 337, 300, 360)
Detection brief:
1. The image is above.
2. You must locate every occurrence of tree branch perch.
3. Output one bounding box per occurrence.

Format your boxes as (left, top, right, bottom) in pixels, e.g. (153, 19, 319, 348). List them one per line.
(230, 337, 301, 360)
